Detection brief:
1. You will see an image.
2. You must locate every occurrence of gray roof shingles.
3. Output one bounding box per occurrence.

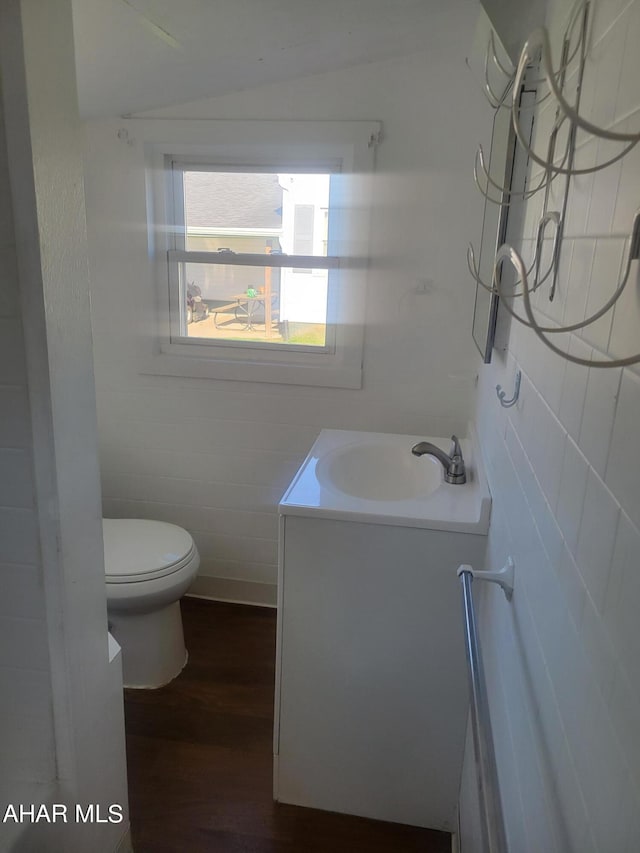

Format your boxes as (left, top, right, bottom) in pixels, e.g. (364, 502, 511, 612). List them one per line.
(184, 171, 283, 230)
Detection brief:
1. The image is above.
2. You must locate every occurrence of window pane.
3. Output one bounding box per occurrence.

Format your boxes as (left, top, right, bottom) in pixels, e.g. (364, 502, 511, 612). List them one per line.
(182, 171, 330, 258)
(178, 262, 328, 348)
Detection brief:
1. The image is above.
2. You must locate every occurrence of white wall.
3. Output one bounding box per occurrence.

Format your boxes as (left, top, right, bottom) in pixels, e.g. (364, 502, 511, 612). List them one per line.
(0, 47, 58, 820)
(465, 0, 640, 849)
(0, 1, 130, 849)
(84, 5, 491, 603)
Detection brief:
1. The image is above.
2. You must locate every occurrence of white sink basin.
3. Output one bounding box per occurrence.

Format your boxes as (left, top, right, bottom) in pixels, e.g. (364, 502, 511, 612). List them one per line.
(316, 440, 441, 501)
(279, 429, 491, 533)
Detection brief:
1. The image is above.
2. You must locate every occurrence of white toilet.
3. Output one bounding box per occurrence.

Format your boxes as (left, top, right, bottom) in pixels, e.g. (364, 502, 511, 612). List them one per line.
(103, 518, 200, 689)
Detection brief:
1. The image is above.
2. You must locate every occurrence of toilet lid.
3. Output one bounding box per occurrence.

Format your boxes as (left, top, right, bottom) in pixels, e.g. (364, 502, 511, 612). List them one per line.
(103, 518, 196, 583)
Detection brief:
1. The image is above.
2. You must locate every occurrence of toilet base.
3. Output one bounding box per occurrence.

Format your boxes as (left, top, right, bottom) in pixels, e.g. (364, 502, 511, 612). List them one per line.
(108, 601, 188, 688)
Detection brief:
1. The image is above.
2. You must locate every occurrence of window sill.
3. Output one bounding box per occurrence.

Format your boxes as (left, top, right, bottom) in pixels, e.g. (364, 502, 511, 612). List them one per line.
(139, 345, 363, 389)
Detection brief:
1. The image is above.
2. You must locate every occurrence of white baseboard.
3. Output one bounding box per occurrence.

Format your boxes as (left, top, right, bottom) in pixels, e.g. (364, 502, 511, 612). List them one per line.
(186, 576, 277, 608)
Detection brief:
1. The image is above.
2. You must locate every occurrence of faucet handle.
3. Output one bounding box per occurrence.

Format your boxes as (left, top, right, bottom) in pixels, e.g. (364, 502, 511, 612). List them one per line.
(447, 435, 467, 484)
(450, 435, 463, 460)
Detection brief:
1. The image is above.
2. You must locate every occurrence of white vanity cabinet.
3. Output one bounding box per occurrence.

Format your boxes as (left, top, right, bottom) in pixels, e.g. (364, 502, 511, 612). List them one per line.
(273, 430, 491, 832)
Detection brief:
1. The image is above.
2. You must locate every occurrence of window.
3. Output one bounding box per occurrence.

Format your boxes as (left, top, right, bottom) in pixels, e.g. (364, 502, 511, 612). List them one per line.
(168, 166, 335, 349)
(139, 119, 380, 387)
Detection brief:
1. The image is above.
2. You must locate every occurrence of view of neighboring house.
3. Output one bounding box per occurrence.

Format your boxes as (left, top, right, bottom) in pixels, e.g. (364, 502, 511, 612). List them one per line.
(181, 169, 330, 341)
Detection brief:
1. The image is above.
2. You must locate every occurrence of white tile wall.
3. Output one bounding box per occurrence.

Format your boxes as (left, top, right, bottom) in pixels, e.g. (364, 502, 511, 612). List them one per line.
(603, 510, 640, 688)
(85, 27, 490, 596)
(471, 0, 640, 850)
(609, 663, 640, 793)
(0, 507, 40, 564)
(0, 564, 46, 620)
(557, 544, 587, 628)
(606, 368, 640, 525)
(575, 468, 620, 610)
(561, 239, 594, 326)
(555, 437, 589, 552)
(580, 239, 623, 350)
(0, 386, 32, 447)
(609, 249, 640, 358)
(0, 448, 35, 508)
(0, 665, 59, 782)
(612, 140, 640, 232)
(558, 336, 591, 438)
(577, 362, 621, 477)
(0, 92, 56, 788)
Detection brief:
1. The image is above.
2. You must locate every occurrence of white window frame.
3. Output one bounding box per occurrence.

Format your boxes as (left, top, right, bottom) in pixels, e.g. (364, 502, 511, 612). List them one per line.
(137, 119, 380, 388)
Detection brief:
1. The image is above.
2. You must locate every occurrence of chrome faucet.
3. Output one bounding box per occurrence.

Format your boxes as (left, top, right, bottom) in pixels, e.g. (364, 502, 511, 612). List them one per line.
(411, 435, 467, 484)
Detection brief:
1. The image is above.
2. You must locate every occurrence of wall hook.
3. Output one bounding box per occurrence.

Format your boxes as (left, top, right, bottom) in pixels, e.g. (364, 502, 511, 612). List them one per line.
(496, 370, 521, 408)
(457, 557, 515, 601)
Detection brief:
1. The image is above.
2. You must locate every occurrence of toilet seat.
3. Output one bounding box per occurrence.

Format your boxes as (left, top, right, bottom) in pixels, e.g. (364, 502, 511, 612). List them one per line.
(103, 518, 197, 584)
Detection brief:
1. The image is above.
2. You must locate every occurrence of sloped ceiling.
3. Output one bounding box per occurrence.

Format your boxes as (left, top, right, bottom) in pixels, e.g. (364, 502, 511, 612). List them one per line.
(72, 0, 451, 117)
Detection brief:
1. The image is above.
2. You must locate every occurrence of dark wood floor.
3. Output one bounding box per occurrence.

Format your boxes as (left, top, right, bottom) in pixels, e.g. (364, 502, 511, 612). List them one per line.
(124, 597, 451, 852)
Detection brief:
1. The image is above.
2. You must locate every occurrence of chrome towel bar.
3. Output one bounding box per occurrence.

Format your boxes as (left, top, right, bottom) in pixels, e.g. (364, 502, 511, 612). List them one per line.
(458, 559, 514, 853)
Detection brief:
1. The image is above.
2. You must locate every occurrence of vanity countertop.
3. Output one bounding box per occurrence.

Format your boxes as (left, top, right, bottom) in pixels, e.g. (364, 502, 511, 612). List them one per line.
(279, 429, 491, 534)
